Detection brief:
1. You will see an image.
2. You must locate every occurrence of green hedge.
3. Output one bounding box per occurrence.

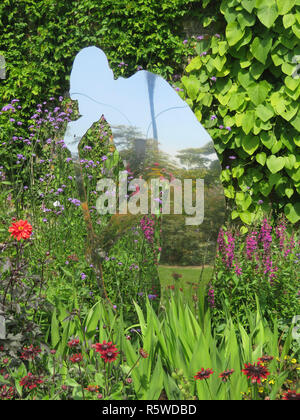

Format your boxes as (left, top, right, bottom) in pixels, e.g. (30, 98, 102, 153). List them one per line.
(0, 0, 208, 112)
(179, 0, 300, 224)
(1, 0, 299, 223)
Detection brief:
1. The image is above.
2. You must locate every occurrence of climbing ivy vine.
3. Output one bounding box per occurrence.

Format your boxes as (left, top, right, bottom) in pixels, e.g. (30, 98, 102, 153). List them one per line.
(179, 0, 300, 224)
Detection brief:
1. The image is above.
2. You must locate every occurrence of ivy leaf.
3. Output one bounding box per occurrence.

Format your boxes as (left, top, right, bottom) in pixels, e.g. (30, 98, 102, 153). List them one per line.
(226, 21, 245, 46)
(242, 135, 260, 154)
(260, 132, 276, 149)
(250, 61, 266, 79)
(242, 110, 256, 134)
(255, 104, 274, 121)
(283, 14, 296, 28)
(185, 56, 202, 73)
(250, 36, 273, 64)
(276, 0, 296, 15)
(247, 81, 270, 105)
(241, 0, 256, 13)
(181, 76, 200, 101)
(256, 152, 267, 166)
(266, 155, 286, 173)
(284, 202, 300, 223)
(290, 112, 300, 132)
(256, 0, 279, 28)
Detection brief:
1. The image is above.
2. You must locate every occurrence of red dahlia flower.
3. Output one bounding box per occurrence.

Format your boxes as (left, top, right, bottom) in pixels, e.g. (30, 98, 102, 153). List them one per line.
(282, 390, 300, 400)
(92, 341, 117, 354)
(8, 219, 32, 241)
(219, 369, 234, 382)
(69, 353, 83, 364)
(19, 373, 43, 390)
(194, 368, 214, 380)
(100, 350, 119, 363)
(139, 348, 149, 359)
(0, 385, 15, 400)
(20, 344, 41, 360)
(242, 362, 270, 384)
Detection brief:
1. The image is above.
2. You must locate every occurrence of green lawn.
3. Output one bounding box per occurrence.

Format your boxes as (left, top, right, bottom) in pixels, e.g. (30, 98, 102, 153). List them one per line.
(158, 264, 214, 294)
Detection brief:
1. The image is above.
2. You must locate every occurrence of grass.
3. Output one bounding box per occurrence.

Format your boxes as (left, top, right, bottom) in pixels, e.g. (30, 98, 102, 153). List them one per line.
(158, 264, 213, 292)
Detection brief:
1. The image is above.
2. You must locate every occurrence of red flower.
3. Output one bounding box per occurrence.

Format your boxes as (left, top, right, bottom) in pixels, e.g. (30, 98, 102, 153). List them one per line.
(19, 373, 43, 390)
(139, 348, 149, 359)
(219, 369, 234, 382)
(92, 341, 117, 354)
(8, 219, 32, 241)
(85, 385, 100, 393)
(258, 355, 274, 364)
(282, 390, 300, 400)
(69, 353, 83, 364)
(194, 368, 214, 380)
(20, 345, 41, 360)
(67, 338, 80, 348)
(100, 350, 119, 363)
(92, 341, 119, 363)
(0, 385, 15, 400)
(242, 362, 270, 384)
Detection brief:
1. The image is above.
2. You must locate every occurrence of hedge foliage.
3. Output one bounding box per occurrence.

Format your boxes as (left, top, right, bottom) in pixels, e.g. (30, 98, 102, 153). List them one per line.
(0, 0, 209, 112)
(0, 0, 300, 223)
(179, 0, 300, 224)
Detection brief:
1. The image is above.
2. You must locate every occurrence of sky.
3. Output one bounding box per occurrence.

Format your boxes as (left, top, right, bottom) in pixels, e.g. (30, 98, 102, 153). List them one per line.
(64, 46, 217, 164)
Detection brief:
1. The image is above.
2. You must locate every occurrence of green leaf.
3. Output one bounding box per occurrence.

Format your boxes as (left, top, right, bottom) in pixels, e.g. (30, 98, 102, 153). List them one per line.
(247, 81, 270, 105)
(226, 21, 245, 46)
(238, 69, 255, 88)
(242, 135, 260, 154)
(285, 187, 294, 198)
(284, 202, 300, 223)
(185, 56, 202, 73)
(283, 14, 296, 28)
(266, 155, 286, 173)
(281, 62, 296, 76)
(241, 0, 256, 13)
(255, 104, 274, 122)
(276, 0, 296, 15)
(256, 0, 279, 28)
(256, 152, 267, 166)
(213, 55, 227, 72)
(51, 309, 60, 349)
(242, 110, 256, 134)
(284, 76, 300, 91)
(290, 112, 300, 132)
(250, 61, 266, 79)
(285, 154, 296, 170)
(250, 36, 273, 64)
(181, 76, 200, 101)
(239, 210, 253, 224)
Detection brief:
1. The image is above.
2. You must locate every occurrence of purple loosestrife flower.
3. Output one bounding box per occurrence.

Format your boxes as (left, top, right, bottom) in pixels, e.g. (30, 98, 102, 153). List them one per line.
(140, 215, 156, 243)
(225, 232, 235, 269)
(217, 228, 226, 262)
(208, 287, 215, 308)
(258, 218, 272, 253)
(246, 231, 258, 260)
(263, 256, 278, 285)
(284, 234, 295, 257)
(234, 262, 242, 276)
(275, 219, 287, 251)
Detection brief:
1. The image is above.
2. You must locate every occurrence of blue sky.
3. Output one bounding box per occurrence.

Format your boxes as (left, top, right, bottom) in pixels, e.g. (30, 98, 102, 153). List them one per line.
(64, 46, 216, 164)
